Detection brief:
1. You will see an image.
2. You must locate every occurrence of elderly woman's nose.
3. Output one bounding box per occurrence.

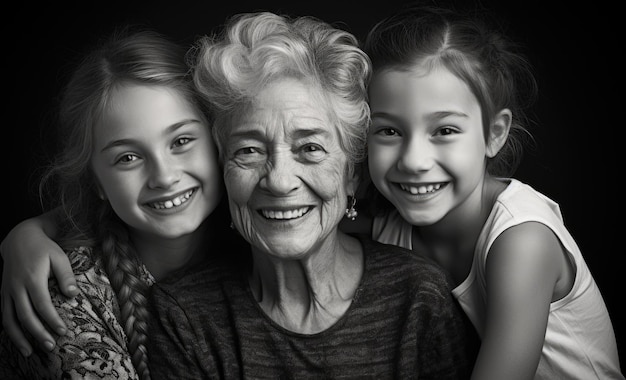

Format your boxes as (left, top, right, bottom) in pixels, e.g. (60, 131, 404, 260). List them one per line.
(261, 153, 300, 194)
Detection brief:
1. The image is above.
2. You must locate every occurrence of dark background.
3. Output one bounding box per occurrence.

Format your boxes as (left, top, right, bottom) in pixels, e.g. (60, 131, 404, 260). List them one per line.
(3, 0, 623, 370)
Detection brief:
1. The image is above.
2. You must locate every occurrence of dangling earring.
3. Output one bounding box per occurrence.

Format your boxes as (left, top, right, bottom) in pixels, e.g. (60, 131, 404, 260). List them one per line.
(345, 195, 358, 221)
(230, 221, 235, 230)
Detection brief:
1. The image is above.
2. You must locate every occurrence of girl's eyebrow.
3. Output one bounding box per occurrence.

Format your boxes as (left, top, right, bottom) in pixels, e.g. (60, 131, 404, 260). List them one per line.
(426, 110, 469, 120)
(100, 119, 201, 153)
(370, 110, 468, 122)
(370, 111, 401, 122)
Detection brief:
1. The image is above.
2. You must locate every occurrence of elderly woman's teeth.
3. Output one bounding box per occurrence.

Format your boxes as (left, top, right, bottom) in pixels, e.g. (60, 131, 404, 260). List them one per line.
(150, 189, 194, 209)
(262, 207, 310, 220)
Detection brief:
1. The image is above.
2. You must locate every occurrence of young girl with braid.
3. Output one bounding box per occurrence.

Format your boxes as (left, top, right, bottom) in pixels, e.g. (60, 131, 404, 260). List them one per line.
(0, 26, 231, 379)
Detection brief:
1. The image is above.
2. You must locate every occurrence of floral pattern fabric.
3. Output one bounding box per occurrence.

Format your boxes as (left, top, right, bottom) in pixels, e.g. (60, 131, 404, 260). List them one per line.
(0, 246, 155, 379)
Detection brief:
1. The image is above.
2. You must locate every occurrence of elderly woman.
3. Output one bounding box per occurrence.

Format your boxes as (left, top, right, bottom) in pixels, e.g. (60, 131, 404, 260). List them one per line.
(146, 11, 474, 379)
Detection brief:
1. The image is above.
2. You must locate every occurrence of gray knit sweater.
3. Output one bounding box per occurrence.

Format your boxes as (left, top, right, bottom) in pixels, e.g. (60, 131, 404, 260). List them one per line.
(147, 234, 474, 379)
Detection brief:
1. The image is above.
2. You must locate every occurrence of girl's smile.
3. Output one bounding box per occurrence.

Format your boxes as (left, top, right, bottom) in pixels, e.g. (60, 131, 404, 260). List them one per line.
(143, 187, 197, 213)
(368, 66, 488, 227)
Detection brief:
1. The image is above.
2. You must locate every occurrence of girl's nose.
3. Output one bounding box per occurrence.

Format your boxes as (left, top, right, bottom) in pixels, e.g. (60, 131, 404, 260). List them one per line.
(397, 137, 434, 173)
(147, 156, 181, 189)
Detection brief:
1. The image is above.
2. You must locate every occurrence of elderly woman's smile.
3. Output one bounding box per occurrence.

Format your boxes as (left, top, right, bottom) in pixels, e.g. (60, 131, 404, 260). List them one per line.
(258, 206, 311, 220)
(223, 77, 356, 259)
(143, 13, 476, 377)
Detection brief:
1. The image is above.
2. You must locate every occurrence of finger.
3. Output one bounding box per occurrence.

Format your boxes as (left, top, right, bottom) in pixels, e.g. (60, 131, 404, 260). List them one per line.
(28, 279, 68, 338)
(2, 275, 33, 356)
(12, 287, 57, 353)
(50, 249, 78, 298)
(2, 303, 33, 357)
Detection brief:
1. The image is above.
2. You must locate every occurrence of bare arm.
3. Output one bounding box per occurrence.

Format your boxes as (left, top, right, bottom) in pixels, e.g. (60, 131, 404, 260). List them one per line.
(470, 222, 566, 380)
(1, 210, 77, 357)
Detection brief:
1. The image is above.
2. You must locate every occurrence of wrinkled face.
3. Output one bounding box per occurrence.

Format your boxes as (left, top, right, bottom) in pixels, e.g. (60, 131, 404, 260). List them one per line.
(222, 78, 356, 259)
(367, 67, 488, 226)
(91, 84, 221, 239)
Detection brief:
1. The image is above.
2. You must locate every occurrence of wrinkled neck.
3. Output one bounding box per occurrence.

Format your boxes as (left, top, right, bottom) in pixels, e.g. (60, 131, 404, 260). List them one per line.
(249, 232, 363, 333)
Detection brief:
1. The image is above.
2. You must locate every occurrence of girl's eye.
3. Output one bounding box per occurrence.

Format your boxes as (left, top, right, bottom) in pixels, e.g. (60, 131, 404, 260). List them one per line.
(375, 127, 400, 137)
(173, 137, 191, 147)
(438, 127, 456, 136)
(116, 153, 139, 165)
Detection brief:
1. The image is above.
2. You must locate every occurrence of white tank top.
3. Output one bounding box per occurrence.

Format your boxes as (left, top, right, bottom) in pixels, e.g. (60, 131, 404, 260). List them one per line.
(372, 178, 623, 379)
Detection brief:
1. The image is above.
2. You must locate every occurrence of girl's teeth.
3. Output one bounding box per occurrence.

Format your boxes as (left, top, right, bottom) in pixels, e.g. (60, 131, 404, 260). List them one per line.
(400, 183, 442, 195)
(150, 190, 193, 209)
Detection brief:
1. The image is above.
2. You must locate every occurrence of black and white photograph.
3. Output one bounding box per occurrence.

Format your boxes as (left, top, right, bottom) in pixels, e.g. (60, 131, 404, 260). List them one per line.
(2, 0, 622, 378)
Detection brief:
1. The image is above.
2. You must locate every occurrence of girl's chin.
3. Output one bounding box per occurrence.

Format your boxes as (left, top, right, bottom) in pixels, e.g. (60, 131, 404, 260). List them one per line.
(398, 209, 443, 227)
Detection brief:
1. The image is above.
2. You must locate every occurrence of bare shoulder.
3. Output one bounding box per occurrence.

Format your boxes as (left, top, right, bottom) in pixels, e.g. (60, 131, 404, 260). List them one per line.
(488, 221, 568, 292)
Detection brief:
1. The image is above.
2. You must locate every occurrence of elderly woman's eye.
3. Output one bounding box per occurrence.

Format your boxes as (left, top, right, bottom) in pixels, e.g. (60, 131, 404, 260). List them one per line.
(303, 144, 324, 152)
(299, 143, 326, 161)
(237, 147, 260, 155)
(232, 146, 266, 164)
(302, 143, 327, 154)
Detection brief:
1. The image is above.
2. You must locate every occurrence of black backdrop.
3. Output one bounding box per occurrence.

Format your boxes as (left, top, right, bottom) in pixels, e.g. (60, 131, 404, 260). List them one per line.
(4, 0, 623, 369)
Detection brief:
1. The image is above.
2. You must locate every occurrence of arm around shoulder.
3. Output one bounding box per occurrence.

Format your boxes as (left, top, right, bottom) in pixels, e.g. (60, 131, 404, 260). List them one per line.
(1, 209, 60, 259)
(1, 208, 77, 358)
(1, 251, 136, 379)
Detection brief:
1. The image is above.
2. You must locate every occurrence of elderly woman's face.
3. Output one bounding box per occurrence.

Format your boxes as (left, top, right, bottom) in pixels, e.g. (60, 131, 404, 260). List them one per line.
(222, 78, 356, 259)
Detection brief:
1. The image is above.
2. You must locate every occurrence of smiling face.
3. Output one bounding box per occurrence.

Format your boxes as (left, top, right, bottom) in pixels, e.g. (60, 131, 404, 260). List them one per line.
(222, 78, 357, 259)
(367, 67, 489, 226)
(91, 84, 221, 239)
